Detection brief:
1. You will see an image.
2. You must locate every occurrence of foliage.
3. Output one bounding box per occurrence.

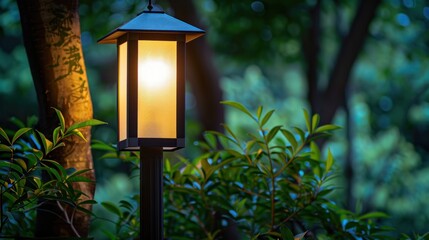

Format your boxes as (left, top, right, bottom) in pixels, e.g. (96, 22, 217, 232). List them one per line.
(0, 108, 106, 238)
(92, 101, 423, 240)
(162, 101, 388, 239)
(1, 103, 428, 239)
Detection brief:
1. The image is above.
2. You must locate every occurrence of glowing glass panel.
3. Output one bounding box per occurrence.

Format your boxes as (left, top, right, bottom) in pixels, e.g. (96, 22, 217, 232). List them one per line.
(137, 41, 177, 138)
(118, 42, 128, 141)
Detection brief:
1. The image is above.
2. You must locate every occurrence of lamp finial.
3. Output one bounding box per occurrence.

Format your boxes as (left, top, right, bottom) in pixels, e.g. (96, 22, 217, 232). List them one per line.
(147, 0, 153, 11)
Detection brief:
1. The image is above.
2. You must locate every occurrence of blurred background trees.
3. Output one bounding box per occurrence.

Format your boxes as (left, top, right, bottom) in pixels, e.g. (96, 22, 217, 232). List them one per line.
(1, 0, 428, 236)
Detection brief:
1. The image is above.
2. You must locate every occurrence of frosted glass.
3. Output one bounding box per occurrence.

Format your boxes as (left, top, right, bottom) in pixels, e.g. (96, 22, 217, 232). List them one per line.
(137, 41, 177, 138)
(118, 42, 128, 141)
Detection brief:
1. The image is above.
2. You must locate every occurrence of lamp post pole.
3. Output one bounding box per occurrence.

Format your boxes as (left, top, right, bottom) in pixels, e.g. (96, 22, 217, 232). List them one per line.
(140, 147, 164, 240)
(98, 2, 204, 239)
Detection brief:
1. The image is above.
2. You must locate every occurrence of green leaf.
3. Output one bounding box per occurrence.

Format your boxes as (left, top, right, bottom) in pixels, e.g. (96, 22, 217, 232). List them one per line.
(203, 132, 217, 149)
(25, 153, 38, 168)
(311, 113, 320, 132)
(16, 178, 26, 195)
(266, 125, 282, 143)
(52, 126, 61, 145)
(41, 165, 62, 181)
(0, 143, 12, 152)
(280, 227, 294, 240)
(52, 107, 66, 133)
(68, 168, 91, 177)
(201, 158, 212, 179)
(91, 140, 116, 151)
(325, 149, 334, 173)
(165, 159, 171, 172)
(303, 109, 311, 133)
(222, 124, 240, 146)
(2, 191, 18, 202)
(256, 162, 270, 176)
(281, 129, 298, 151)
(293, 127, 306, 143)
(358, 211, 389, 220)
(42, 159, 67, 178)
(33, 149, 43, 160)
(315, 124, 341, 133)
(310, 142, 320, 161)
(66, 119, 107, 134)
(256, 106, 263, 120)
(0, 161, 23, 174)
(178, 156, 204, 178)
(33, 177, 42, 188)
(260, 109, 275, 127)
(70, 129, 87, 142)
(101, 202, 122, 217)
(0, 127, 11, 145)
(68, 175, 93, 183)
(15, 159, 27, 171)
(210, 156, 236, 175)
(221, 101, 255, 120)
(76, 205, 96, 216)
(37, 130, 53, 154)
(99, 152, 119, 160)
(12, 127, 32, 144)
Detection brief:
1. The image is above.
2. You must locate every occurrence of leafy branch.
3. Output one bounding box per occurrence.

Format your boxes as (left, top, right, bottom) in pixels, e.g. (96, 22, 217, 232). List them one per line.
(0, 108, 105, 237)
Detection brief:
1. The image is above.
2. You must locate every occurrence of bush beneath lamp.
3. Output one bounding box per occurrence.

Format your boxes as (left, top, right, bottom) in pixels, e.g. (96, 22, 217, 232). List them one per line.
(1, 102, 428, 239)
(93, 101, 428, 240)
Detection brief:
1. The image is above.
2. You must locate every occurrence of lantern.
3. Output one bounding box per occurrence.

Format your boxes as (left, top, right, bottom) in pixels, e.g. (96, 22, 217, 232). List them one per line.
(98, 8, 204, 151)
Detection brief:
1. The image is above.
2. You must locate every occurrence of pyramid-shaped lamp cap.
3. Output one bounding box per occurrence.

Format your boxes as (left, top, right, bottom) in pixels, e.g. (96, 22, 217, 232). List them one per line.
(98, 10, 205, 44)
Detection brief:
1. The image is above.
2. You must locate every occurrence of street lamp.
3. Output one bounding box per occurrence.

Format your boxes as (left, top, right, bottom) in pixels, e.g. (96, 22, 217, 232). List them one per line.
(98, 1, 204, 239)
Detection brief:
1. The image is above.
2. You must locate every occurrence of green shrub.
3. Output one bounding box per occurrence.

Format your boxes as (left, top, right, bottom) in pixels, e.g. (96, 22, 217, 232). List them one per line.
(95, 101, 429, 239)
(0, 108, 105, 238)
(162, 101, 386, 239)
(2, 103, 427, 239)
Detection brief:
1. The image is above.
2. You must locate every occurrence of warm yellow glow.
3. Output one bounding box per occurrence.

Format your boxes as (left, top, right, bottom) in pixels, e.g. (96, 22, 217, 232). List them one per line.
(118, 42, 128, 141)
(137, 40, 177, 138)
(139, 59, 171, 89)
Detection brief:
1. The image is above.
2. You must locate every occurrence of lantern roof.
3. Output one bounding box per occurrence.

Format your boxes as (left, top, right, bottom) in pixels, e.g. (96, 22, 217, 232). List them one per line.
(98, 10, 205, 44)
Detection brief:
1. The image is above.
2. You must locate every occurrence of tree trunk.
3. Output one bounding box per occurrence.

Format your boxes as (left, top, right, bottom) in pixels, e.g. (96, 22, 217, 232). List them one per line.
(320, 0, 382, 125)
(167, 0, 224, 133)
(303, 0, 381, 211)
(17, 0, 95, 237)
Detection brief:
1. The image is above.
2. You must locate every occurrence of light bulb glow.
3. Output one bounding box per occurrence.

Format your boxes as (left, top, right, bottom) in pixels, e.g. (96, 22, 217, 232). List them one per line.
(137, 40, 177, 138)
(138, 59, 171, 89)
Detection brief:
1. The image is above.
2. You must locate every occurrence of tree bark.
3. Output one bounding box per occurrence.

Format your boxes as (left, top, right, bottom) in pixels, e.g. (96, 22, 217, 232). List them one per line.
(17, 0, 95, 237)
(167, 0, 224, 133)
